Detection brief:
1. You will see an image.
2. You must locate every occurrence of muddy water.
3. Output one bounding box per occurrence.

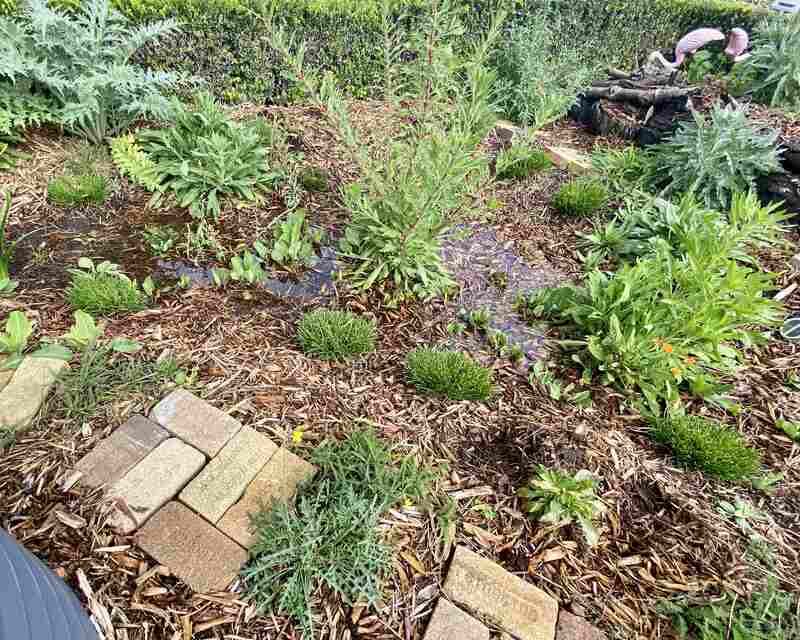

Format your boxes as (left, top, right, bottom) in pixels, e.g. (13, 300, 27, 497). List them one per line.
(440, 224, 565, 365)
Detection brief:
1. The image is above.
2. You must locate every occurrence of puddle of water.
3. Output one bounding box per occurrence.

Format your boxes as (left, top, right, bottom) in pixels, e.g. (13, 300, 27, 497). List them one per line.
(440, 224, 565, 366)
(155, 246, 339, 301)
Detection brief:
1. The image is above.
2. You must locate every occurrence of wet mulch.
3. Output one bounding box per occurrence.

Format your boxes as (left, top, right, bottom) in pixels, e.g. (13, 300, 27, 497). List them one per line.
(1, 101, 799, 640)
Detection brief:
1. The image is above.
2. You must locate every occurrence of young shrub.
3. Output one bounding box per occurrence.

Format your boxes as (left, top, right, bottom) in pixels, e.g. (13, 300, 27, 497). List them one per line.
(297, 309, 376, 360)
(650, 415, 761, 481)
(262, 0, 507, 302)
(491, 14, 597, 128)
(66, 258, 147, 315)
(496, 144, 553, 180)
(0, 0, 185, 143)
(47, 174, 108, 205)
(552, 178, 609, 216)
(644, 105, 782, 210)
(112, 93, 280, 220)
(519, 466, 604, 546)
(243, 429, 434, 638)
(406, 347, 493, 401)
(740, 13, 800, 108)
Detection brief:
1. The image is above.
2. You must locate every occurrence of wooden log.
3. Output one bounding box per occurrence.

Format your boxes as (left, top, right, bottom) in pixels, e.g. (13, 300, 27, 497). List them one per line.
(583, 85, 698, 106)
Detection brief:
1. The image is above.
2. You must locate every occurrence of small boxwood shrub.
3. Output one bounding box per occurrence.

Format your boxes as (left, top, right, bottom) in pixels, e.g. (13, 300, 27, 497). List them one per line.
(406, 347, 493, 401)
(47, 174, 109, 205)
(297, 309, 376, 360)
(67, 273, 147, 315)
(650, 415, 761, 481)
(552, 178, 609, 216)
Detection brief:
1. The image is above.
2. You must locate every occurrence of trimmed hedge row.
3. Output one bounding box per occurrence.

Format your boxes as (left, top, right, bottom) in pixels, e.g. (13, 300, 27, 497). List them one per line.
(1, 0, 768, 102)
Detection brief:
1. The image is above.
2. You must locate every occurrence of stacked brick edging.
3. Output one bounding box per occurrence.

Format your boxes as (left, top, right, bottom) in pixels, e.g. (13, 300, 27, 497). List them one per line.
(72, 389, 316, 593)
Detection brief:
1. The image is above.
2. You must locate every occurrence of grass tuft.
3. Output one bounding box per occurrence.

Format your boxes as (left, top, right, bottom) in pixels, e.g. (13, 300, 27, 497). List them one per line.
(67, 273, 147, 315)
(406, 347, 493, 401)
(297, 309, 376, 360)
(552, 178, 609, 216)
(47, 174, 109, 205)
(496, 146, 553, 180)
(243, 429, 435, 638)
(650, 415, 761, 481)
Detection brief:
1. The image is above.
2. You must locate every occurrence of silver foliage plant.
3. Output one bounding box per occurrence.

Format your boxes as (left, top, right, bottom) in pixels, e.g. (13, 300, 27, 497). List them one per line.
(0, 0, 186, 143)
(645, 104, 783, 211)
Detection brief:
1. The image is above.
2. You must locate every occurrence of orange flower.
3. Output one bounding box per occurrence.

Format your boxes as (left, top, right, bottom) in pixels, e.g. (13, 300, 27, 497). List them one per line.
(671, 367, 681, 377)
(685, 356, 697, 365)
(662, 343, 674, 354)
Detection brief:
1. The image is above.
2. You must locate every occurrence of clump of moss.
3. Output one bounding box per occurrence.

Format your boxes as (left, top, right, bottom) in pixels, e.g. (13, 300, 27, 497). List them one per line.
(297, 309, 376, 360)
(650, 415, 761, 481)
(67, 273, 147, 315)
(300, 168, 329, 192)
(552, 178, 609, 216)
(406, 347, 493, 401)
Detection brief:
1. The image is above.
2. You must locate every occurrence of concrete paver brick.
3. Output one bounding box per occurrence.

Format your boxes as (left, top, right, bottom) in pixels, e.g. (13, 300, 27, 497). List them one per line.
(149, 389, 241, 457)
(76, 415, 169, 488)
(443, 546, 558, 640)
(423, 598, 489, 640)
(180, 427, 278, 524)
(137, 502, 247, 593)
(108, 438, 205, 534)
(218, 447, 316, 547)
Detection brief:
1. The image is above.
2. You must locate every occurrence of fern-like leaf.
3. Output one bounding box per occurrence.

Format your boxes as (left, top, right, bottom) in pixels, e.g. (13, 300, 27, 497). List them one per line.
(109, 134, 161, 191)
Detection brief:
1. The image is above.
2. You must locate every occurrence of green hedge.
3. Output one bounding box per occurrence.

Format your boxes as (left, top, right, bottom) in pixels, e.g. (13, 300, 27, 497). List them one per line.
(1, 0, 768, 102)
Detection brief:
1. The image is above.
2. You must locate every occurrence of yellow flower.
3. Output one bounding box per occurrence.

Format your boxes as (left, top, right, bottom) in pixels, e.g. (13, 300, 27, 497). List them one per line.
(671, 367, 681, 378)
(403, 498, 414, 508)
(662, 343, 674, 354)
(291, 429, 304, 444)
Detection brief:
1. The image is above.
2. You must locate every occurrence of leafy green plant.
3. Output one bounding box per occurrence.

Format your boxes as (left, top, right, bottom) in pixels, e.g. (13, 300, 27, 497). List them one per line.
(522, 196, 784, 411)
(113, 93, 281, 220)
(406, 347, 493, 401)
(740, 13, 800, 108)
(296, 309, 376, 360)
(661, 578, 798, 640)
(519, 466, 604, 546)
(552, 178, 609, 216)
(684, 49, 727, 85)
(0, 82, 59, 171)
(717, 498, 767, 534)
(496, 143, 552, 180)
(491, 14, 597, 128)
(66, 257, 148, 315)
(262, 0, 506, 302)
(464, 307, 491, 331)
(0, 0, 185, 143)
(0, 310, 72, 370)
(141, 225, 179, 257)
(650, 415, 761, 481)
(47, 174, 108, 205)
(270, 209, 315, 266)
(644, 105, 782, 210)
(776, 418, 800, 442)
(591, 147, 647, 196)
(243, 429, 435, 638)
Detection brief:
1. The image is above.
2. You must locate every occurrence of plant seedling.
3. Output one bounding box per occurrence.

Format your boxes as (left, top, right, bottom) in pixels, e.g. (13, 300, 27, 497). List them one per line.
(271, 209, 315, 267)
(775, 418, 800, 442)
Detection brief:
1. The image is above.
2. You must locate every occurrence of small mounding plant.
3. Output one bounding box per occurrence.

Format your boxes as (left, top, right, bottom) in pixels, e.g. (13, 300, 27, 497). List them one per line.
(644, 105, 782, 210)
(519, 466, 604, 546)
(496, 144, 553, 180)
(47, 174, 108, 205)
(649, 415, 761, 481)
(406, 347, 493, 401)
(243, 429, 435, 638)
(297, 309, 376, 360)
(552, 178, 609, 216)
(299, 168, 329, 192)
(66, 258, 147, 315)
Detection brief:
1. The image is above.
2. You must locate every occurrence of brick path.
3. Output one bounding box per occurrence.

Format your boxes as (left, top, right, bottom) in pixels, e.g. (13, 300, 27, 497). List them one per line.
(72, 389, 316, 592)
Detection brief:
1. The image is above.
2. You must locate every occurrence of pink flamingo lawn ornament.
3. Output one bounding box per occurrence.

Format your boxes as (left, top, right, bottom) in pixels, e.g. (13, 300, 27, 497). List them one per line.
(647, 27, 751, 71)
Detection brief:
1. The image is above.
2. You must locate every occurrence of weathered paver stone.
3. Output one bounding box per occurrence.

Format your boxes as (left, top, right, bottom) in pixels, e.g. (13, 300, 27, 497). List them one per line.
(0, 369, 14, 393)
(555, 611, 607, 640)
(443, 546, 558, 640)
(76, 416, 169, 488)
(108, 438, 205, 534)
(424, 598, 489, 640)
(540, 144, 592, 174)
(0, 357, 67, 431)
(150, 389, 242, 457)
(137, 502, 247, 593)
(218, 447, 317, 547)
(180, 427, 278, 524)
